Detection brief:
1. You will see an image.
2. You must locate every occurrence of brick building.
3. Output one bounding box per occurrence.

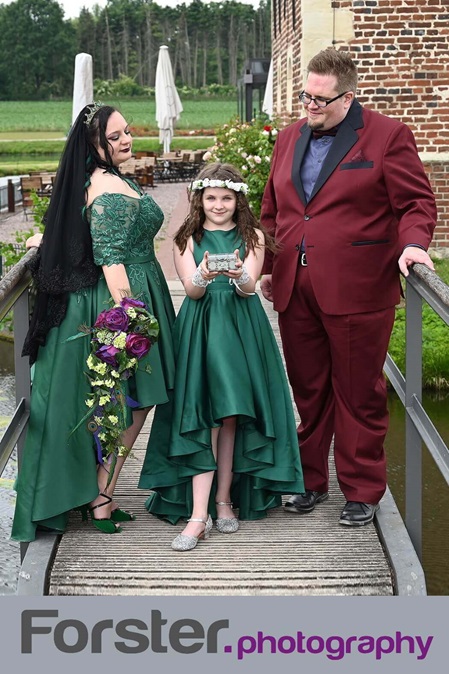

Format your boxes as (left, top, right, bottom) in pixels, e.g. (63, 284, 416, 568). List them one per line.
(270, 0, 449, 255)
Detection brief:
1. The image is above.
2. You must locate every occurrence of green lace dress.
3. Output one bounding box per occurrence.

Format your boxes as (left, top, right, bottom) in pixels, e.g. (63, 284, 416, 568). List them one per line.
(11, 190, 175, 542)
(139, 227, 304, 523)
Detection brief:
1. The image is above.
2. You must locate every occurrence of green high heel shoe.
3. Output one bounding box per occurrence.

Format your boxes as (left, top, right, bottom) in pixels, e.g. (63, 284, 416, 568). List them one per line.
(110, 507, 136, 522)
(88, 493, 122, 534)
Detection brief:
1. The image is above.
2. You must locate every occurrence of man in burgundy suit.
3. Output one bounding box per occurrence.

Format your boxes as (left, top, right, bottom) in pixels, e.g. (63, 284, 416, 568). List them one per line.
(260, 49, 437, 525)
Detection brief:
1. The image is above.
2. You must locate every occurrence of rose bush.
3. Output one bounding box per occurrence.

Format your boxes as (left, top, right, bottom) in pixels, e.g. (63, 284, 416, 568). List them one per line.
(205, 117, 281, 217)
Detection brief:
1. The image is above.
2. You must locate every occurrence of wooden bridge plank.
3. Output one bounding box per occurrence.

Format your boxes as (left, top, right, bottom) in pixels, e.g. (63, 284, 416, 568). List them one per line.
(48, 284, 393, 596)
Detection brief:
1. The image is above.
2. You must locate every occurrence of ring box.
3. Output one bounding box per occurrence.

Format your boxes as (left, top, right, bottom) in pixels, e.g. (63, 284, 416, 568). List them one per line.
(207, 253, 237, 271)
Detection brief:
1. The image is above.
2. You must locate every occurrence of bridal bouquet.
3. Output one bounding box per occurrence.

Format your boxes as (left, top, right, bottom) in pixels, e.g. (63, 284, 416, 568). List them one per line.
(69, 297, 159, 473)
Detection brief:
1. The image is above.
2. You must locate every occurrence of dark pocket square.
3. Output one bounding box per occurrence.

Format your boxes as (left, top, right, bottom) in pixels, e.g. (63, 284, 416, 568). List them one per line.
(340, 161, 374, 170)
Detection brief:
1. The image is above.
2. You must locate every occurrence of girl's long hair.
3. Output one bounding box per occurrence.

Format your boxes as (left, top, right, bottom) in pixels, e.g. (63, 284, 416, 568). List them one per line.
(174, 162, 276, 256)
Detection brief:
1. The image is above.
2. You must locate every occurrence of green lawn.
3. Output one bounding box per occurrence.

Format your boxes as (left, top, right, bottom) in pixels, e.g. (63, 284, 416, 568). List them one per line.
(0, 98, 228, 176)
(0, 99, 238, 133)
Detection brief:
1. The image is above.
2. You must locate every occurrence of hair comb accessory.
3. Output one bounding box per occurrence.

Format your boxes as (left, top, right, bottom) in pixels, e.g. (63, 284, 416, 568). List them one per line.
(190, 178, 249, 194)
(84, 101, 103, 127)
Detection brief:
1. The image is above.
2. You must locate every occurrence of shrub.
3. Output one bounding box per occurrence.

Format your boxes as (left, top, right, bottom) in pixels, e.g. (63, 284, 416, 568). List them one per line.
(94, 77, 150, 98)
(0, 190, 48, 333)
(0, 190, 47, 273)
(205, 116, 280, 217)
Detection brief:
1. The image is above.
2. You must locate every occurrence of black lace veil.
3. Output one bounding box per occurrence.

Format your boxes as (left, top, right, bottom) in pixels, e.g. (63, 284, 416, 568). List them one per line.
(22, 104, 118, 363)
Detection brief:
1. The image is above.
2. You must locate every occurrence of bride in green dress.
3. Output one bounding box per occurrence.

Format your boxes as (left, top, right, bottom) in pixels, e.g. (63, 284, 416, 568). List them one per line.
(139, 163, 304, 550)
(11, 104, 175, 541)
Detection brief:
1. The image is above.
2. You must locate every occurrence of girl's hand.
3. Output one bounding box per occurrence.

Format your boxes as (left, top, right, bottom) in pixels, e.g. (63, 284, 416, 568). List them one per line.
(200, 251, 220, 281)
(222, 249, 243, 279)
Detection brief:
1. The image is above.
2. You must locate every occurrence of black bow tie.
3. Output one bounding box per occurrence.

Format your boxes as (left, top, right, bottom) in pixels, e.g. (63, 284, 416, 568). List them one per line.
(312, 127, 339, 139)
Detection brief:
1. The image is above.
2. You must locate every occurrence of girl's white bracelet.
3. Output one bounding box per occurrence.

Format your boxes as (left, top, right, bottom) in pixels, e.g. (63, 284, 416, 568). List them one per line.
(229, 265, 255, 295)
(232, 264, 251, 286)
(191, 266, 212, 288)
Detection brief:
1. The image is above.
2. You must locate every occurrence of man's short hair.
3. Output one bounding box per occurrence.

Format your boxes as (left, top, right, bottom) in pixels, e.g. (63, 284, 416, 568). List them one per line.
(307, 49, 358, 94)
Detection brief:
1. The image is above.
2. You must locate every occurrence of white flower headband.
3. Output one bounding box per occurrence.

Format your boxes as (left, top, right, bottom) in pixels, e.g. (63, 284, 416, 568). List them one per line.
(190, 177, 249, 195)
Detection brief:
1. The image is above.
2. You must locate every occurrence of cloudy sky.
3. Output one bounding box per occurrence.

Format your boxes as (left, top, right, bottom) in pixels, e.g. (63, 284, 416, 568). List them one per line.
(1, 0, 261, 19)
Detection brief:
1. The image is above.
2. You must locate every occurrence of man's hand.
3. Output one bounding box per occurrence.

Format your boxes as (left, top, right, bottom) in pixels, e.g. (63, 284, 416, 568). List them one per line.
(260, 274, 273, 302)
(398, 246, 435, 277)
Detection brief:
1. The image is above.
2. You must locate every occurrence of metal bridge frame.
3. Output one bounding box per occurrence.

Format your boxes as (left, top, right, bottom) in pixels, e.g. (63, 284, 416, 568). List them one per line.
(2, 252, 447, 595)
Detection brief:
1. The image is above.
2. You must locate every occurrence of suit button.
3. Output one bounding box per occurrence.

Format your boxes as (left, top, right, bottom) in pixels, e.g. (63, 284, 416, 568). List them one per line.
(295, 244, 300, 251)
(304, 215, 311, 221)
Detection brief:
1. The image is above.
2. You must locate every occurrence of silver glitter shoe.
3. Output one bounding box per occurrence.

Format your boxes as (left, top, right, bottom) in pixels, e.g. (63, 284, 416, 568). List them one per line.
(215, 501, 239, 534)
(171, 515, 212, 551)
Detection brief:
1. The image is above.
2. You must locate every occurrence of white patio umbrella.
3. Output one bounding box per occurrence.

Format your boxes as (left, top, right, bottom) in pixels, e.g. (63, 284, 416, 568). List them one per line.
(72, 53, 93, 125)
(155, 45, 183, 153)
(262, 59, 273, 118)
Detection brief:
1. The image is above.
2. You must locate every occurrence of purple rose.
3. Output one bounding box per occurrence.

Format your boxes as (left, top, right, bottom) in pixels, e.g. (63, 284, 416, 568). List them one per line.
(125, 333, 151, 359)
(95, 344, 121, 366)
(99, 307, 129, 332)
(121, 297, 146, 310)
(94, 309, 110, 328)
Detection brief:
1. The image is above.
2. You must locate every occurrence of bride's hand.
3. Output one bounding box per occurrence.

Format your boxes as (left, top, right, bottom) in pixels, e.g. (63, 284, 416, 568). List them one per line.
(26, 232, 43, 249)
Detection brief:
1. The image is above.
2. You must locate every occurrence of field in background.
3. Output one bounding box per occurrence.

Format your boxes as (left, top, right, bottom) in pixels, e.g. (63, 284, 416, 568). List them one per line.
(0, 99, 238, 133)
(0, 98, 236, 175)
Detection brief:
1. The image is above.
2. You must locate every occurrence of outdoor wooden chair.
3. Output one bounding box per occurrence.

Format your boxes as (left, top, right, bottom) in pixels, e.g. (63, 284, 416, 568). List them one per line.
(20, 176, 43, 220)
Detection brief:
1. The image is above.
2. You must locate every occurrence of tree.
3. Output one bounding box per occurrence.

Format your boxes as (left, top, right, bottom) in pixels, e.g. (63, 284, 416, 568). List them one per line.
(0, 0, 271, 99)
(0, 0, 76, 99)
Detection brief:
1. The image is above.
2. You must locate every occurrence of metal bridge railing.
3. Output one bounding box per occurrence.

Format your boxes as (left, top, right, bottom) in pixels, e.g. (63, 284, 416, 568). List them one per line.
(384, 263, 449, 560)
(0, 248, 35, 562)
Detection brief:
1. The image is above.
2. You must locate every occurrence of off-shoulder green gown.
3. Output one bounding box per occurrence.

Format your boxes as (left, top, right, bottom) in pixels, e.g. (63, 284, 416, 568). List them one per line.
(139, 228, 304, 523)
(11, 190, 175, 542)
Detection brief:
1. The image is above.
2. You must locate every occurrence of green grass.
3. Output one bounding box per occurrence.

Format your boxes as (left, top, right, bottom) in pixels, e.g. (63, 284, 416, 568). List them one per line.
(0, 99, 238, 133)
(0, 98, 225, 176)
(0, 138, 212, 177)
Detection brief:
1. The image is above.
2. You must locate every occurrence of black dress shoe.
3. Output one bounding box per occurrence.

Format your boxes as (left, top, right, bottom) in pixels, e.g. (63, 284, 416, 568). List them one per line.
(339, 501, 379, 526)
(284, 490, 329, 513)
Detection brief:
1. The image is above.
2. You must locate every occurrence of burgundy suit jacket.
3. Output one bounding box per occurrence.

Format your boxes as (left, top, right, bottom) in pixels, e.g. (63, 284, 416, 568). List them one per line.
(261, 100, 437, 314)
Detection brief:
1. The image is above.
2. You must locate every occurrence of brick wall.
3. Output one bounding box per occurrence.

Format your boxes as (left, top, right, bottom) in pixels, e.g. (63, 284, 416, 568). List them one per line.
(270, 0, 449, 254)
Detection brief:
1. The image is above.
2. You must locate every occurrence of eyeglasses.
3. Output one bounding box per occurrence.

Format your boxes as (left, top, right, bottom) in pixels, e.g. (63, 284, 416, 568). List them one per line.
(299, 90, 349, 108)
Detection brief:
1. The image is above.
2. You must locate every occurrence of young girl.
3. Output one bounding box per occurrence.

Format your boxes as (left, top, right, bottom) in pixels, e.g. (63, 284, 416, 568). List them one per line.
(139, 163, 304, 550)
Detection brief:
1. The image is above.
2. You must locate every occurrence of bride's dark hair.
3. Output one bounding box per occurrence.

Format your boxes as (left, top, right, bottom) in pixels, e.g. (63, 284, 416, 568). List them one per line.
(22, 104, 119, 363)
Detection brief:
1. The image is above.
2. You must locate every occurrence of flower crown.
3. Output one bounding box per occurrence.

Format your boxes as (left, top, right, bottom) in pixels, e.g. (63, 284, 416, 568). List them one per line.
(84, 101, 103, 127)
(190, 178, 249, 195)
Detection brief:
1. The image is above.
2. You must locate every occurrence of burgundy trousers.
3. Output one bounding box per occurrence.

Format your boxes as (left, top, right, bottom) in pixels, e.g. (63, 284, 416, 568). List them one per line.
(278, 265, 395, 505)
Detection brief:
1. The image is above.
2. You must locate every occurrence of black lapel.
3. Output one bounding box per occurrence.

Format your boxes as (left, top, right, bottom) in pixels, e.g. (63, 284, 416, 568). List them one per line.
(309, 99, 364, 202)
(291, 121, 310, 205)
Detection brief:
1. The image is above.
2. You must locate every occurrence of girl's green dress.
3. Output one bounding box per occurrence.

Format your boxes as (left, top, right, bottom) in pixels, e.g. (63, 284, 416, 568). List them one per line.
(139, 228, 304, 522)
(11, 191, 175, 542)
